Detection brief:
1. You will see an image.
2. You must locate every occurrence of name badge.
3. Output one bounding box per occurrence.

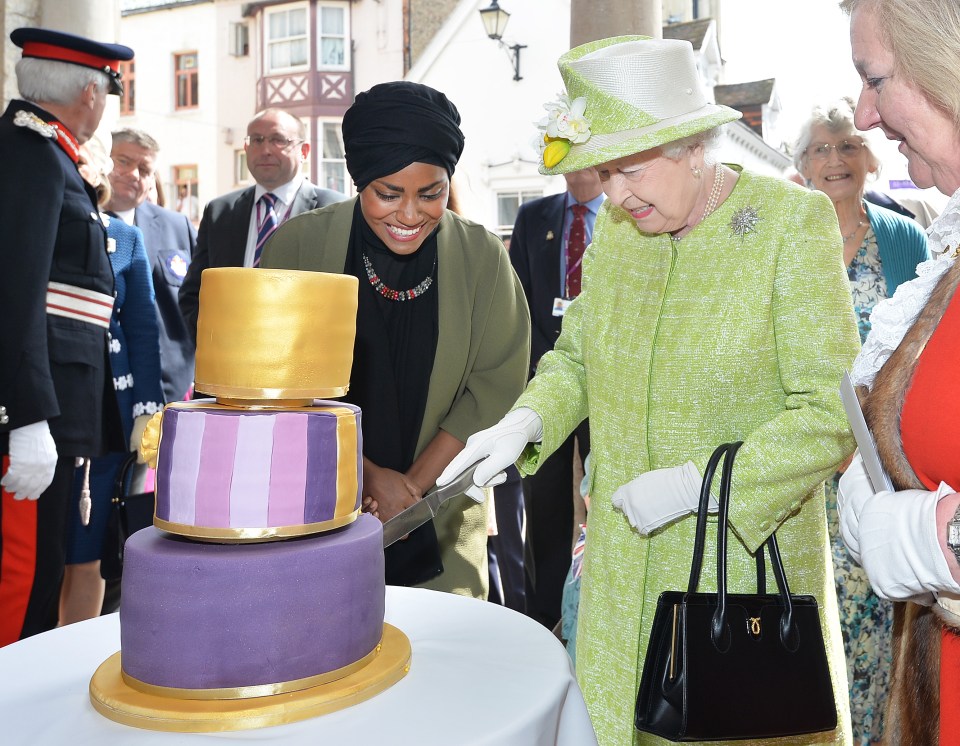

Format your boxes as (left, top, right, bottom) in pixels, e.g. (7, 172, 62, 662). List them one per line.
(553, 297, 573, 317)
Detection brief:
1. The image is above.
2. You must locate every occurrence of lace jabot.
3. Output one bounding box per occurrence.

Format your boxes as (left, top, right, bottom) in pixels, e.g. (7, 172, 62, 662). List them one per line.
(850, 188, 960, 389)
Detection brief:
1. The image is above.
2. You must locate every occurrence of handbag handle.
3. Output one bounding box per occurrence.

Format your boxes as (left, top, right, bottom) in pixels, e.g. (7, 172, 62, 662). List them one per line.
(686, 442, 800, 653)
(686, 443, 736, 593)
(112, 451, 141, 503)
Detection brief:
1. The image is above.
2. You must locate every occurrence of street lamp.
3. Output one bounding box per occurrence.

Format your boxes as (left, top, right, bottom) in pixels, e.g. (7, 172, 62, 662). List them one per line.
(479, 1, 526, 81)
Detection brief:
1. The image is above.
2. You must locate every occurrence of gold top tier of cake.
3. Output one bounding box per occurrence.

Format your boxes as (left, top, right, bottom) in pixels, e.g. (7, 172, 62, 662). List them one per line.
(194, 268, 358, 404)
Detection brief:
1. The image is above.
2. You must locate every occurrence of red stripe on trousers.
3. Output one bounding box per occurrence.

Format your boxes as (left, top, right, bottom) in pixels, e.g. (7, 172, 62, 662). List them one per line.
(0, 456, 38, 646)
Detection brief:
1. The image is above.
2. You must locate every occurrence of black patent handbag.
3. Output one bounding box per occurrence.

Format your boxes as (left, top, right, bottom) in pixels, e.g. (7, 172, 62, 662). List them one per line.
(100, 452, 155, 582)
(634, 442, 838, 741)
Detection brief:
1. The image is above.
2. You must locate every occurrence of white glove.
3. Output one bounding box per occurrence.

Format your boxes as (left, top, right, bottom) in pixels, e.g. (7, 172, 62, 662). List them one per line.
(837, 452, 873, 564)
(611, 461, 710, 535)
(129, 414, 151, 462)
(1, 421, 58, 500)
(437, 407, 543, 502)
(849, 483, 960, 604)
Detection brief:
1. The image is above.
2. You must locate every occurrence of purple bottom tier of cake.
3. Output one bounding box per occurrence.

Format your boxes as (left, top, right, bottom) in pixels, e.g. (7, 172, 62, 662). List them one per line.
(120, 513, 385, 693)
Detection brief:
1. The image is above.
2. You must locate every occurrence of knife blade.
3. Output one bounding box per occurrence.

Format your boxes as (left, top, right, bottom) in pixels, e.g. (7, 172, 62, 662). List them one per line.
(381, 461, 483, 548)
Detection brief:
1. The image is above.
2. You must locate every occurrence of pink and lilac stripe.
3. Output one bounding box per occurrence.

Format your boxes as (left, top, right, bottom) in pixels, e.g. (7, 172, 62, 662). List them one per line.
(229, 414, 275, 527)
(192, 413, 240, 527)
(164, 410, 205, 525)
(267, 413, 308, 526)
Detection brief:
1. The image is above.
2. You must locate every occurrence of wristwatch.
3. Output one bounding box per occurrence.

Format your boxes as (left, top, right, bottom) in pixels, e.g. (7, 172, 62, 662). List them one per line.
(947, 503, 960, 564)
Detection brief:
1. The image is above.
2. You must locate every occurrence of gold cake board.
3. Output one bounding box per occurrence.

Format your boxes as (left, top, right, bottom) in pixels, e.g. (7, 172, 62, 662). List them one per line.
(89, 623, 410, 733)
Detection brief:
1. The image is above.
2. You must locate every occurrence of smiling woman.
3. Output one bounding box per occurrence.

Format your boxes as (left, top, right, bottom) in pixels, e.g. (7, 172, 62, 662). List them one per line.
(260, 81, 531, 598)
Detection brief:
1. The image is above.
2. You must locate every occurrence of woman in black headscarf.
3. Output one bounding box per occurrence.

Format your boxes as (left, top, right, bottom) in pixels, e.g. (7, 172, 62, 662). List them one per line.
(261, 82, 530, 597)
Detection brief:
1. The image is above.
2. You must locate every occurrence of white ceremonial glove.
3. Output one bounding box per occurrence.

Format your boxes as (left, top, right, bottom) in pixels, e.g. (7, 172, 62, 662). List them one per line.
(837, 452, 873, 565)
(853, 483, 960, 604)
(437, 407, 543, 502)
(129, 414, 152, 463)
(611, 461, 709, 535)
(1, 421, 58, 501)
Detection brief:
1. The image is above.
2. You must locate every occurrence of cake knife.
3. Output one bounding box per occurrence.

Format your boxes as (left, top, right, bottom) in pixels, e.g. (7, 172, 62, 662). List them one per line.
(381, 461, 484, 548)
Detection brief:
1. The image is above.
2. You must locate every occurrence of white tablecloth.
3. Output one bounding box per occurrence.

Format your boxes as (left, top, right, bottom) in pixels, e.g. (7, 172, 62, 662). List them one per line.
(0, 586, 596, 745)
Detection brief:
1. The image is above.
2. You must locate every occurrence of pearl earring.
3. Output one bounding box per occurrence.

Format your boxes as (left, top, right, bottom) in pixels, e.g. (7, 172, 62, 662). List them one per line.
(692, 166, 703, 178)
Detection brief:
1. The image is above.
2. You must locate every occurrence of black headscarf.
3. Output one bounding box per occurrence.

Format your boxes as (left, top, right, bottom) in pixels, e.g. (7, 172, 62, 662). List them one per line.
(342, 81, 465, 190)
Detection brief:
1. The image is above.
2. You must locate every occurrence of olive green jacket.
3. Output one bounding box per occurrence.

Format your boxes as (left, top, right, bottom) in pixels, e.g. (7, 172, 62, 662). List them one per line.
(262, 198, 531, 597)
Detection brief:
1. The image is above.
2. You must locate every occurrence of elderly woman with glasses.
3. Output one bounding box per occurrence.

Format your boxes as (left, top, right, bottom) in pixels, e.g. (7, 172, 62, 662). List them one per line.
(793, 98, 929, 744)
(440, 36, 860, 744)
(794, 100, 929, 332)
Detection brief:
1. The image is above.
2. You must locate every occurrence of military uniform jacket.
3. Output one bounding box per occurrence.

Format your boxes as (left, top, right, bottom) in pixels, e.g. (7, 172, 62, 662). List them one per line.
(0, 99, 121, 457)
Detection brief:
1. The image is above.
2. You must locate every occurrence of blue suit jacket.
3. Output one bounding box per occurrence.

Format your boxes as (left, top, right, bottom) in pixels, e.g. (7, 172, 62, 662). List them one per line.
(178, 181, 346, 343)
(134, 201, 197, 402)
(508, 193, 566, 378)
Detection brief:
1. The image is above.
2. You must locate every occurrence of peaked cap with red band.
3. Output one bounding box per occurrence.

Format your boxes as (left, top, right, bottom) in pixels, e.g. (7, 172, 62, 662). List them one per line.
(11, 27, 134, 96)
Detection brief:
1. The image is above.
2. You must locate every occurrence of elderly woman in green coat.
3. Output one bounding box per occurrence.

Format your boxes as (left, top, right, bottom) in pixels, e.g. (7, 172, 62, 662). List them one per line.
(439, 37, 859, 745)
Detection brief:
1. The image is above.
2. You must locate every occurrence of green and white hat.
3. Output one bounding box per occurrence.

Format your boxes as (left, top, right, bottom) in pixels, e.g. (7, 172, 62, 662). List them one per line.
(537, 36, 742, 175)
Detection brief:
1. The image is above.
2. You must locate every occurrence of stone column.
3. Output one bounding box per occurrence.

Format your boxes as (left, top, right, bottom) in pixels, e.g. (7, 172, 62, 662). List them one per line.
(3, 0, 120, 105)
(3, 0, 122, 137)
(570, 0, 662, 47)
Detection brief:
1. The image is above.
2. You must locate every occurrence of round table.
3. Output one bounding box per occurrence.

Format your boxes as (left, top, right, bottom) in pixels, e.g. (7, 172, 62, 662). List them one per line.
(0, 586, 596, 745)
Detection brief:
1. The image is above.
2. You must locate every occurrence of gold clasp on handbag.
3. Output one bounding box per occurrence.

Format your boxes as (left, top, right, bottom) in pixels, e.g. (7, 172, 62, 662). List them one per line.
(748, 616, 761, 638)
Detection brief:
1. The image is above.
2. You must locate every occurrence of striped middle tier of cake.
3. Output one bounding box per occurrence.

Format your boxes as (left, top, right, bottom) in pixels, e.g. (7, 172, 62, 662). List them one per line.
(154, 400, 362, 541)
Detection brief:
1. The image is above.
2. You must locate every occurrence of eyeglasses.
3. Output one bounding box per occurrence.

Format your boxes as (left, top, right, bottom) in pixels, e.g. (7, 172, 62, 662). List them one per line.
(805, 140, 866, 160)
(244, 134, 302, 151)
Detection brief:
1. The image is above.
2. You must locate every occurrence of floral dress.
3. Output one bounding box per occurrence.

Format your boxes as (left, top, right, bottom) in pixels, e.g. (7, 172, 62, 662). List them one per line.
(825, 226, 892, 745)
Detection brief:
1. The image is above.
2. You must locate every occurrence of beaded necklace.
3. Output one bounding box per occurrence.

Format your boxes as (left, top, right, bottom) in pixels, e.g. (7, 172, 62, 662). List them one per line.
(363, 253, 436, 302)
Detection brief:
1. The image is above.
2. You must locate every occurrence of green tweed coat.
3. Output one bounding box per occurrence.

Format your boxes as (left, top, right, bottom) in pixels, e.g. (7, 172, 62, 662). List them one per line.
(262, 198, 531, 598)
(516, 169, 859, 746)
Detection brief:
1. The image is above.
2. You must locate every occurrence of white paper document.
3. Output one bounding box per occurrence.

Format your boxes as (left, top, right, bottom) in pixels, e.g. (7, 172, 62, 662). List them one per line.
(840, 371, 895, 493)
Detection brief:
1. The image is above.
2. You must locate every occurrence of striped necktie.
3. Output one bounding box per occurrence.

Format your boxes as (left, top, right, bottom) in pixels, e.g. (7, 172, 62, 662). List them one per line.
(253, 192, 279, 267)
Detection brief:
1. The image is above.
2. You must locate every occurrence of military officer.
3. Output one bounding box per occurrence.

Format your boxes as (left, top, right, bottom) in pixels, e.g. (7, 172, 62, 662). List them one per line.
(0, 28, 131, 645)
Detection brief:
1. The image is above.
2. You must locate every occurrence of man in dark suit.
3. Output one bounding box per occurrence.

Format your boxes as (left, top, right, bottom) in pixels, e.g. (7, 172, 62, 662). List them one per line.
(179, 108, 346, 343)
(0, 28, 129, 644)
(105, 128, 197, 403)
(508, 167, 603, 629)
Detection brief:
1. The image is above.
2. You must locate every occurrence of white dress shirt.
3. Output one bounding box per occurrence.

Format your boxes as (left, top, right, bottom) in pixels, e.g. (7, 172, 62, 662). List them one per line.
(242, 175, 304, 268)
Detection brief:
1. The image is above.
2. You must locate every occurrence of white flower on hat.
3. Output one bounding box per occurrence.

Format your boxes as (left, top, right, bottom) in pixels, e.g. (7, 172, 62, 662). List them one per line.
(535, 94, 592, 168)
(538, 95, 591, 144)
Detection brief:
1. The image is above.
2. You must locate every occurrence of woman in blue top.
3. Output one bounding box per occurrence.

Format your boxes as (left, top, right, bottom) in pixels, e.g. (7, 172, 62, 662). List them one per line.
(794, 97, 930, 744)
(59, 137, 164, 624)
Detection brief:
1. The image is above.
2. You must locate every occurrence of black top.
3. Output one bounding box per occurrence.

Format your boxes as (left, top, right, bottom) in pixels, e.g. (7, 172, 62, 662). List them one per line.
(343, 200, 442, 585)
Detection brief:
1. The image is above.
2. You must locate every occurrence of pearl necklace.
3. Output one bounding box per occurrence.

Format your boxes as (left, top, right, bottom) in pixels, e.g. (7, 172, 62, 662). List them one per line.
(363, 253, 436, 302)
(701, 162, 725, 223)
(671, 163, 725, 242)
(842, 220, 865, 242)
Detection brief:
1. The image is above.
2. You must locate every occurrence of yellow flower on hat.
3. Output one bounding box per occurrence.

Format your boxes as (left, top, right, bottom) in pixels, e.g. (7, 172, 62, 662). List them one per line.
(543, 139, 572, 169)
